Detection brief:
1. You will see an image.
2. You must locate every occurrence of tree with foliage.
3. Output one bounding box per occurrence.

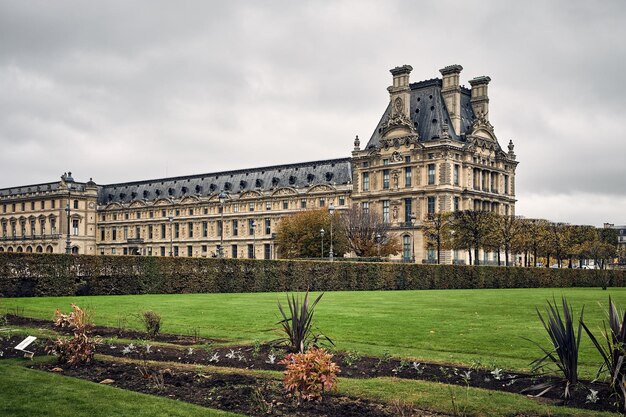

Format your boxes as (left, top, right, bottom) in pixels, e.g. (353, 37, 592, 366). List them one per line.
(516, 218, 550, 267)
(564, 225, 597, 268)
(275, 209, 348, 259)
(450, 210, 496, 266)
(492, 214, 525, 266)
(341, 207, 401, 257)
(422, 212, 452, 264)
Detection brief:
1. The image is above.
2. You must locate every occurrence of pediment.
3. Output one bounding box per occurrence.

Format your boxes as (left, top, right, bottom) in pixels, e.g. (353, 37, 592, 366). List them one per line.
(307, 184, 335, 194)
(240, 190, 263, 199)
(271, 187, 298, 197)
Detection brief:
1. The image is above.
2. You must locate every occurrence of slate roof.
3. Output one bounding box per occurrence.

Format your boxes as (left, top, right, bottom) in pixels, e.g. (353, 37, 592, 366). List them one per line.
(97, 158, 352, 205)
(0, 181, 86, 198)
(366, 78, 477, 149)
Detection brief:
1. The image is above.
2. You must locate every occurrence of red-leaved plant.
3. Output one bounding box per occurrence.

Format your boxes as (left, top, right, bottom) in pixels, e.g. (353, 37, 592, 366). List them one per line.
(279, 347, 340, 402)
(45, 304, 99, 366)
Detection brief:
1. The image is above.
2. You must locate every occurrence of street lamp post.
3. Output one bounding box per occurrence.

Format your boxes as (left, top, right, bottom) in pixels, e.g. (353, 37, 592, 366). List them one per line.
(320, 228, 325, 259)
(218, 191, 227, 258)
(376, 233, 381, 258)
(251, 220, 256, 259)
(328, 203, 335, 261)
(168, 216, 173, 256)
(65, 182, 73, 254)
(410, 213, 417, 263)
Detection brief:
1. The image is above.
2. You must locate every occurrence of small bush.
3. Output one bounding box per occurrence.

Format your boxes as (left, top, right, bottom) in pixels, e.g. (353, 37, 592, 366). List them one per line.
(140, 310, 162, 338)
(274, 291, 332, 353)
(280, 347, 340, 402)
(45, 304, 99, 365)
(525, 297, 583, 399)
(581, 296, 626, 411)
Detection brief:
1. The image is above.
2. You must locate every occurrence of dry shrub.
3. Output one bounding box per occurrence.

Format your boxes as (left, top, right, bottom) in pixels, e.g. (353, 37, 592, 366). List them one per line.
(45, 304, 99, 365)
(140, 310, 162, 338)
(279, 347, 340, 402)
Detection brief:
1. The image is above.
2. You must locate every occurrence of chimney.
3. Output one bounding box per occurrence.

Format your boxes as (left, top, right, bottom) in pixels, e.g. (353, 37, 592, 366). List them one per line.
(387, 65, 413, 120)
(468, 76, 491, 120)
(439, 65, 463, 134)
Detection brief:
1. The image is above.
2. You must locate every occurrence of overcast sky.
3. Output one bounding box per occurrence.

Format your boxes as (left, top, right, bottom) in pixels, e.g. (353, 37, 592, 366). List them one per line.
(0, 0, 624, 226)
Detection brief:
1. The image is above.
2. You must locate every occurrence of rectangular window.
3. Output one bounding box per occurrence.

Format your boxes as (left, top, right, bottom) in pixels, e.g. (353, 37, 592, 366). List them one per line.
(266, 201, 271, 210)
(383, 159, 389, 166)
(217, 220, 223, 238)
(161, 224, 166, 239)
(249, 202, 254, 212)
(339, 196, 345, 206)
(203, 207, 208, 215)
(383, 169, 389, 189)
(135, 226, 141, 238)
(148, 225, 153, 239)
(248, 219, 255, 236)
(112, 248, 116, 255)
(173, 246, 179, 257)
(188, 222, 193, 238)
(162, 210, 166, 217)
(31, 201, 35, 210)
(454, 164, 460, 186)
(175, 209, 180, 216)
(174, 223, 179, 239)
(136, 211, 141, 219)
(187, 246, 193, 257)
(300, 199, 306, 209)
(404, 198, 412, 223)
(405, 167, 412, 187)
(403, 235, 411, 261)
(363, 172, 370, 191)
(113, 213, 117, 221)
(405, 156, 411, 163)
(362, 202, 369, 214)
(123, 248, 128, 255)
(265, 218, 271, 235)
(264, 243, 271, 260)
(188, 208, 193, 216)
(382, 200, 389, 223)
(282, 200, 289, 210)
(428, 164, 436, 185)
(319, 198, 325, 207)
(123, 226, 128, 239)
(233, 204, 239, 213)
(454, 196, 460, 212)
(160, 246, 165, 257)
(427, 196, 435, 215)
(149, 211, 154, 218)
(125, 213, 129, 220)
(100, 228, 105, 241)
(52, 200, 56, 209)
(72, 219, 79, 236)
(75, 200, 81, 210)
(247, 244, 254, 259)
(112, 228, 117, 241)
(202, 221, 208, 237)
(231, 245, 238, 258)
(232, 219, 239, 236)
(201, 245, 207, 254)
(147, 247, 152, 256)
(504, 175, 509, 194)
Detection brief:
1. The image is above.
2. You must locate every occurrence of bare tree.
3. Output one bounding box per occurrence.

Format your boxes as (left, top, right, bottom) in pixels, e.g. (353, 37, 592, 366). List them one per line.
(341, 207, 401, 257)
(422, 212, 452, 264)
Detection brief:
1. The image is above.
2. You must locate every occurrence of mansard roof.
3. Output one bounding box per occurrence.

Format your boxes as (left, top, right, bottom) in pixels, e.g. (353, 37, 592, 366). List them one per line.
(366, 78, 477, 149)
(97, 158, 352, 205)
(0, 181, 86, 199)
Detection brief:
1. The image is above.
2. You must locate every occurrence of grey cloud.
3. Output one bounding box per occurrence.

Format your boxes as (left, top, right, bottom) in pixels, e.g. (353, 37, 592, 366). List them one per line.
(0, 0, 625, 225)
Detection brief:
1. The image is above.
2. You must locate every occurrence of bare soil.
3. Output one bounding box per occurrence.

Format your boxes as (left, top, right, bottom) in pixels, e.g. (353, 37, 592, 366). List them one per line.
(2, 315, 622, 415)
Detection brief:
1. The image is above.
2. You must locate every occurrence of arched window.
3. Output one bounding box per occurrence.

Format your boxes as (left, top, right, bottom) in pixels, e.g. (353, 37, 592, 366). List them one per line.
(46, 245, 53, 253)
(36, 246, 43, 253)
(403, 235, 411, 262)
(26, 246, 33, 253)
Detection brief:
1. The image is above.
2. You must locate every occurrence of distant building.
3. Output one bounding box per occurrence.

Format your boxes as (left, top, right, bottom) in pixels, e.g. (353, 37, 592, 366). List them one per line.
(0, 64, 518, 263)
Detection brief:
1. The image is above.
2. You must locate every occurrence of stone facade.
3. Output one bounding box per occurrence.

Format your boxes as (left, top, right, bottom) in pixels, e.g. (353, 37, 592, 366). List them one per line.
(0, 64, 517, 263)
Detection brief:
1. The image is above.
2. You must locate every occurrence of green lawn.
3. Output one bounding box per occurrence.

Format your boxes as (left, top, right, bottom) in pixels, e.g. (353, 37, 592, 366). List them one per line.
(0, 359, 243, 417)
(2, 288, 625, 377)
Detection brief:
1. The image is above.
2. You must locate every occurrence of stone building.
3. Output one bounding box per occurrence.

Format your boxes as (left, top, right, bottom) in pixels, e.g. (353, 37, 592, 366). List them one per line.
(0, 64, 518, 263)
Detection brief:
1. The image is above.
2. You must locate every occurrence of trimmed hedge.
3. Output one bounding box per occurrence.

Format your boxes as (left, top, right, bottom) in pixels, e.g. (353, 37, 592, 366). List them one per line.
(0, 253, 624, 297)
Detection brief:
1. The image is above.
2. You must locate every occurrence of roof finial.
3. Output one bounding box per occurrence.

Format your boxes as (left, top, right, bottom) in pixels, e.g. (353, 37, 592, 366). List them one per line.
(353, 134, 360, 151)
